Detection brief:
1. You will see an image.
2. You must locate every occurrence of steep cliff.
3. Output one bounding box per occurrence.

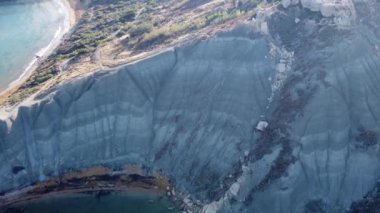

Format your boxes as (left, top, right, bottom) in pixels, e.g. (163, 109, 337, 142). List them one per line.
(1, 0, 380, 212)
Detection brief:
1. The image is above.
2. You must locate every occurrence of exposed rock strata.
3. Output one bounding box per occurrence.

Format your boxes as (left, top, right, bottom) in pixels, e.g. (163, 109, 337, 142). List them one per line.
(1, 0, 380, 212)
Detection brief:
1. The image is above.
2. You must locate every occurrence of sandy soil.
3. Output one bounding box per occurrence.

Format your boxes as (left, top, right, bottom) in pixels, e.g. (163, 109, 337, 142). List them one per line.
(67, 0, 92, 20)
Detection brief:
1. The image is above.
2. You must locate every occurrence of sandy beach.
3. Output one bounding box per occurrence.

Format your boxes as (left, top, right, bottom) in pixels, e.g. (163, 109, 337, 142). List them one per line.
(0, 0, 78, 104)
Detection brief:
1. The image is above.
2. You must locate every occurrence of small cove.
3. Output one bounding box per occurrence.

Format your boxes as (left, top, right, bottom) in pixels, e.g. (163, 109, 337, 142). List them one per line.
(0, 0, 71, 91)
(1, 191, 177, 213)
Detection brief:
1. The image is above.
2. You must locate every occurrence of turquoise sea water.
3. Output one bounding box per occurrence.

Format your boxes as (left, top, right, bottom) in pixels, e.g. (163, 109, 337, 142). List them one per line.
(1, 191, 177, 213)
(0, 0, 69, 90)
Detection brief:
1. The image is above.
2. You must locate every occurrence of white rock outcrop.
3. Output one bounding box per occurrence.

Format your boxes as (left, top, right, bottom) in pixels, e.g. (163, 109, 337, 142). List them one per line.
(282, 0, 357, 28)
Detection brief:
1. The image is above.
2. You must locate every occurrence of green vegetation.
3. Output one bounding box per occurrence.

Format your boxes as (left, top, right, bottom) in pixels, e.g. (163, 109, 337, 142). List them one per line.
(207, 9, 244, 25)
(131, 8, 250, 50)
(8, 87, 39, 105)
(5, 0, 265, 106)
(55, 6, 137, 60)
(14, 1, 141, 100)
(129, 23, 153, 38)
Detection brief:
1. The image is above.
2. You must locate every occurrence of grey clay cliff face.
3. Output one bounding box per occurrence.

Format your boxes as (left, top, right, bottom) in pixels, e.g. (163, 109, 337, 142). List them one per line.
(1, 0, 380, 212)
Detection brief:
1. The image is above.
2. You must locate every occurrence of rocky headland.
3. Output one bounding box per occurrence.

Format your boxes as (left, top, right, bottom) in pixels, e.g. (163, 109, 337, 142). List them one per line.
(1, 0, 380, 212)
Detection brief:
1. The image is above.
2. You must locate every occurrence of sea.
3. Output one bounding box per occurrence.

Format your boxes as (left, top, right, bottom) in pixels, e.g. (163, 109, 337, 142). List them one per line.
(0, 0, 70, 91)
(1, 191, 177, 213)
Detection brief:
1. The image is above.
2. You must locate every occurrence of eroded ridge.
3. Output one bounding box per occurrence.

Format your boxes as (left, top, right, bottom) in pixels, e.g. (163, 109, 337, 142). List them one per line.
(1, 0, 380, 212)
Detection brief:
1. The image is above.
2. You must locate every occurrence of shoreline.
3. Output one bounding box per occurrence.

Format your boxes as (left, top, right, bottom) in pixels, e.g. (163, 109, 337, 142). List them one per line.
(1, 186, 167, 208)
(0, 0, 77, 102)
(0, 166, 175, 208)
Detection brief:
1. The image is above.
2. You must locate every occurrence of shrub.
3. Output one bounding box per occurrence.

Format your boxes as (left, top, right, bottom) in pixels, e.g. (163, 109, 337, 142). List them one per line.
(129, 23, 153, 37)
(137, 28, 170, 49)
(119, 9, 137, 22)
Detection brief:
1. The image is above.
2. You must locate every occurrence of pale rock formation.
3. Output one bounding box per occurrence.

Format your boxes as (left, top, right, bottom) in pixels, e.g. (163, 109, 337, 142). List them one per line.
(1, 0, 380, 212)
(256, 121, 268, 131)
(282, 0, 357, 28)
